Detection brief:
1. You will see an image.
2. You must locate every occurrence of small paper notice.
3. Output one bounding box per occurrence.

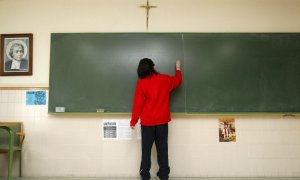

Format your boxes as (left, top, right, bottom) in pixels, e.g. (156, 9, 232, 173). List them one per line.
(103, 120, 117, 139)
(136, 123, 141, 139)
(103, 119, 132, 140)
(219, 118, 236, 142)
(26, 91, 46, 105)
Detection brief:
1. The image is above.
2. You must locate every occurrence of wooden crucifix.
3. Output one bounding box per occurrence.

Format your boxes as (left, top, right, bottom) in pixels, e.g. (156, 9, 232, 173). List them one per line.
(140, 0, 157, 30)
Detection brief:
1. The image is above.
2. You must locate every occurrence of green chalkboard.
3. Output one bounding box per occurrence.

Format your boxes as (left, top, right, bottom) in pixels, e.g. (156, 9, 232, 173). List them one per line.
(49, 33, 185, 113)
(184, 33, 300, 113)
(49, 33, 300, 114)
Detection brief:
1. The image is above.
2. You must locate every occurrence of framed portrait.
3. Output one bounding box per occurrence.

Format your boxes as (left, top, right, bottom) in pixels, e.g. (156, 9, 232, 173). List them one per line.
(0, 34, 33, 76)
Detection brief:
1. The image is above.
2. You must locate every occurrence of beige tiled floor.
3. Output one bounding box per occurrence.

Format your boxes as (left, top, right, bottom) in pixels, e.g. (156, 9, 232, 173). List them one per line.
(1, 178, 300, 180)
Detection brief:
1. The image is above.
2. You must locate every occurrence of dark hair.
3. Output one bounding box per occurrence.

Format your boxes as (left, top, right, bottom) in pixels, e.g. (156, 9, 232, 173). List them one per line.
(137, 58, 158, 79)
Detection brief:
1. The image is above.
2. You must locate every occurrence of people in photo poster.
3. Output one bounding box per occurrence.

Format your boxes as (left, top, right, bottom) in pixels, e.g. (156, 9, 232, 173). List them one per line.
(4, 40, 29, 72)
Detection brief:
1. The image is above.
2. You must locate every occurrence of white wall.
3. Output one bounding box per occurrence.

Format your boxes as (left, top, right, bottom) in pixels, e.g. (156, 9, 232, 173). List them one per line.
(1, 0, 300, 178)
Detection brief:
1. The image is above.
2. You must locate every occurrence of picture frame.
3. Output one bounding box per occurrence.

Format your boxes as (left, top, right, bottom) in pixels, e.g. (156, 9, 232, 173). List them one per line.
(0, 34, 33, 76)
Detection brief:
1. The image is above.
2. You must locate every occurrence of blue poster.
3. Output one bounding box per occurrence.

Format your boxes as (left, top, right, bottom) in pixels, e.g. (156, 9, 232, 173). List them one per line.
(26, 91, 46, 105)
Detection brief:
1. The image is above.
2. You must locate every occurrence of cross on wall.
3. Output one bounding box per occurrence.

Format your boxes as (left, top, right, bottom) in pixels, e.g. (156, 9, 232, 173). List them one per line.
(140, 0, 157, 30)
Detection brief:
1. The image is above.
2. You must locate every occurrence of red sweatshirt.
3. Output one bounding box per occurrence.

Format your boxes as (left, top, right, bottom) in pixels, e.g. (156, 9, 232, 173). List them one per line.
(130, 70, 182, 126)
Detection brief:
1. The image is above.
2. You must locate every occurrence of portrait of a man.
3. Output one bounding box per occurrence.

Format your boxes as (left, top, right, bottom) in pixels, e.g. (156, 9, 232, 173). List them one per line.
(5, 40, 29, 72)
(0, 34, 33, 76)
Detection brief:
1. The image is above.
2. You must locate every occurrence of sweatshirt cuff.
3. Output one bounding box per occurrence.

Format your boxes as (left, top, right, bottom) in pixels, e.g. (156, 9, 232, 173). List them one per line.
(130, 119, 138, 126)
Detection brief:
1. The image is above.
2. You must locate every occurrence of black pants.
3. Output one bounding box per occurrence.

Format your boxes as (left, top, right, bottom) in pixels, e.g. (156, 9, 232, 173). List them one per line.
(140, 123, 170, 180)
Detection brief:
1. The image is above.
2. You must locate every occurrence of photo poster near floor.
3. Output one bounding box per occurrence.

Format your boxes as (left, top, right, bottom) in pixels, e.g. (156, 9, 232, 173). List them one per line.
(102, 119, 132, 140)
(219, 118, 236, 142)
(26, 90, 47, 105)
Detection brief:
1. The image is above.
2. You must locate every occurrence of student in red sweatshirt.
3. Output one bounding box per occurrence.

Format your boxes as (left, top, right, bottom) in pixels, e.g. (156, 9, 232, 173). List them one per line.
(130, 58, 182, 180)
